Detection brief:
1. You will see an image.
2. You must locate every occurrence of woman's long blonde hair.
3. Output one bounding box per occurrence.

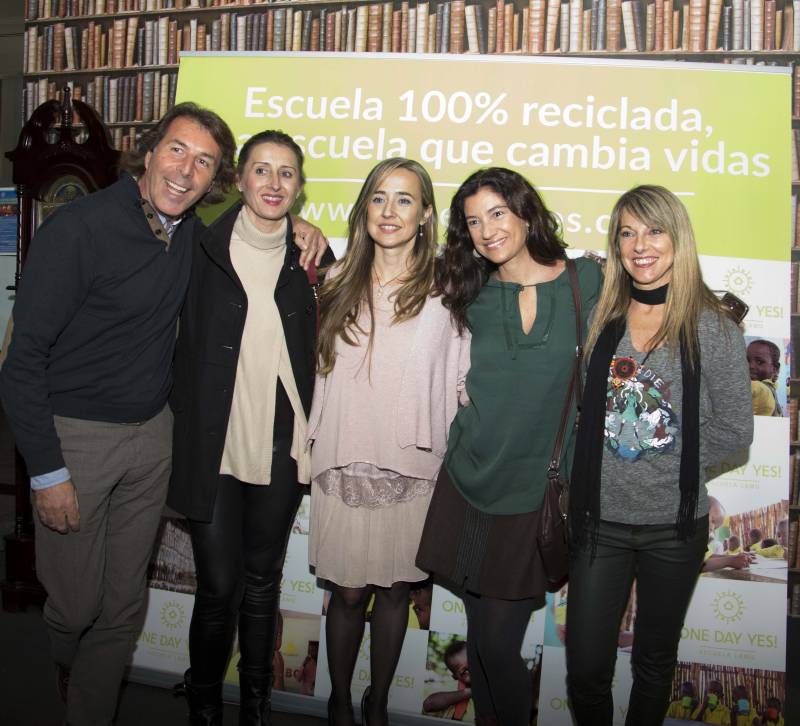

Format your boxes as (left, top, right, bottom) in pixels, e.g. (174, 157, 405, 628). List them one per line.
(586, 185, 725, 367)
(316, 158, 438, 374)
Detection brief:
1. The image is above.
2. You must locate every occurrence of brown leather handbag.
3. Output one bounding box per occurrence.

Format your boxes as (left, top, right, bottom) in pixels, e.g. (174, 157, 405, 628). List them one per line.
(538, 257, 584, 589)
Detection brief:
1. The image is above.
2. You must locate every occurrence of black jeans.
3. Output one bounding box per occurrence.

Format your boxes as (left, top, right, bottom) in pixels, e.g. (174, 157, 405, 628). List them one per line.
(566, 517, 708, 726)
(188, 383, 304, 685)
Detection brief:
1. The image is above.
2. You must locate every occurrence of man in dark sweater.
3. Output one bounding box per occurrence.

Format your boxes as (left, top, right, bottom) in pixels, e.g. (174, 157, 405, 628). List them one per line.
(0, 102, 236, 726)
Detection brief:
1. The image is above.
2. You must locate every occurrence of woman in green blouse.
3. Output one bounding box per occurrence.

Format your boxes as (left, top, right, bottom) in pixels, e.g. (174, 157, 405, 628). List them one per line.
(416, 167, 602, 726)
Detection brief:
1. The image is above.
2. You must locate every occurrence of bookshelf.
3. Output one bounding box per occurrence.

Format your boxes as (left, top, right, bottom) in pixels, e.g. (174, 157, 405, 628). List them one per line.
(22, 0, 800, 150)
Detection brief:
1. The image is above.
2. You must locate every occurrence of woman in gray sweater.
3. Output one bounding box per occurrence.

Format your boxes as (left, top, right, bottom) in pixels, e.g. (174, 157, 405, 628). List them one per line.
(566, 185, 753, 726)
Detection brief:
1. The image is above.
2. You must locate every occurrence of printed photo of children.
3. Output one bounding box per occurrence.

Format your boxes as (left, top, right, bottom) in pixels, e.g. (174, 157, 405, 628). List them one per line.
(423, 635, 475, 722)
(665, 661, 785, 725)
(745, 337, 788, 418)
(702, 496, 789, 583)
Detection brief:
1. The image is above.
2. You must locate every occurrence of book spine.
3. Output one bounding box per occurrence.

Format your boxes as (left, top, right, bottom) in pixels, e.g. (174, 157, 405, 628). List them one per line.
(442, 1, 451, 50)
(383, 2, 393, 51)
(451, 0, 465, 52)
(292, 8, 303, 51)
(631, 0, 645, 50)
(733, 0, 744, 48)
(722, 3, 732, 48)
(126, 16, 138, 66)
(764, 0, 776, 50)
(302, 9, 313, 51)
(750, 0, 763, 49)
(465, 3, 479, 51)
(645, 0, 655, 49)
(496, 0, 505, 52)
(545, 0, 560, 50)
(274, 8, 285, 51)
(794, 0, 800, 49)
(577, 6, 588, 48)
(416, 2, 428, 52)
(356, 4, 368, 52)
(607, 0, 622, 49)
(707, 0, 723, 48)
(560, 1, 571, 50)
(476, 4, 487, 52)
(530, 0, 546, 50)
(504, 2, 514, 49)
(158, 16, 169, 64)
(621, 0, 637, 48)
(688, 0, 707, 51)
(53, 22, 65, 71)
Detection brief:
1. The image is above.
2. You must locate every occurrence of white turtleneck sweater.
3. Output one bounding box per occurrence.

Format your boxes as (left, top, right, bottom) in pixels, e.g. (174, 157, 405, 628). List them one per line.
(219, 206, 311, 486)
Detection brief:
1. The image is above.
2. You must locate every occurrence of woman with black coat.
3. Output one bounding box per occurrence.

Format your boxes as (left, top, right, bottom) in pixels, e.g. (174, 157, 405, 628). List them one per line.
(168, 130, 334, 726)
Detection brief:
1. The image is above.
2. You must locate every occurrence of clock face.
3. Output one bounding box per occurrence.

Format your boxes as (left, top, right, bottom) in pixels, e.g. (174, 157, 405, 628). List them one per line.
(36, 174, 90, 227)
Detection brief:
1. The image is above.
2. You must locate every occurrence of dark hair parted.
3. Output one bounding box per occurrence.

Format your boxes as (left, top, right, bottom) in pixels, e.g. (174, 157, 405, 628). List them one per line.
(435, 167, 566, 334)
(237, 130, 306, 185)
(119, 102, 236, 205)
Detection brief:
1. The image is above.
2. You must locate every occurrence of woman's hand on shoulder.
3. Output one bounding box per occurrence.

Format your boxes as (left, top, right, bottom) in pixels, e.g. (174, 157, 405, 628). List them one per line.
(292, 216, 330, 269)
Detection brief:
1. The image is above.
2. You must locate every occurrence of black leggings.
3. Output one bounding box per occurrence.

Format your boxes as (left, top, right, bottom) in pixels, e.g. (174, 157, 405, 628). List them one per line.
(188, 387, 303, 684)
(566, 518, 708, 726)
(463, 591, 538, 725)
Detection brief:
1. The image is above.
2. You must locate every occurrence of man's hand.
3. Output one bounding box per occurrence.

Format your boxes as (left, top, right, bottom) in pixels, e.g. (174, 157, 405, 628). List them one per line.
(34, 479, 80, 533)
(291, 217, 329, 269)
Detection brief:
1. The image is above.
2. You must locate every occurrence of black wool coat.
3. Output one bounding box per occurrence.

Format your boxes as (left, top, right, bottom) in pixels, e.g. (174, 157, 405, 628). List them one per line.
(167, 201, 335, 521)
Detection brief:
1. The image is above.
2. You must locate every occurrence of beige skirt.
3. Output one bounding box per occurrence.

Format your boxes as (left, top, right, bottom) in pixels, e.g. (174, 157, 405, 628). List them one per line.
(308, 464, 434, 588)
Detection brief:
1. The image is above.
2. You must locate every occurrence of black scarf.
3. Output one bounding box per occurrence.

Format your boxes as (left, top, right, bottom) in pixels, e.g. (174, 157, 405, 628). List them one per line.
(569, 283, 701, 553)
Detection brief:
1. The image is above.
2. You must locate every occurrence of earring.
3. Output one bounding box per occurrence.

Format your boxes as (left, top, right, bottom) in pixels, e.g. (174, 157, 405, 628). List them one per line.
(418, 224, 424, 239)
(472, 248, 482, 259)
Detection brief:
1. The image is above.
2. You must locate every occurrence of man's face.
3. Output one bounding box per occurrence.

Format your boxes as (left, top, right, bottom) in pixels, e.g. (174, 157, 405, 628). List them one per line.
(139, 116, 221, 221)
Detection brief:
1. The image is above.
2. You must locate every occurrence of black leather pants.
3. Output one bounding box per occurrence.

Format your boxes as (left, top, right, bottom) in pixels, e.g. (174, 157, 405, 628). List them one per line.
(566, 516, 708, 726)
(188, 383, 304, 685)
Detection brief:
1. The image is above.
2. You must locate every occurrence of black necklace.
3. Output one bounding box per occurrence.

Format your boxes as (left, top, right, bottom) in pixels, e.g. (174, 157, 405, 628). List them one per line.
(630, 282, 668, 305)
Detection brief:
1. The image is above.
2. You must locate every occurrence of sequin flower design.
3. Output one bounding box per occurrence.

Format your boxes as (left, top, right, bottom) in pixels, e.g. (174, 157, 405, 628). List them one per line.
(604, 354, 678, 460)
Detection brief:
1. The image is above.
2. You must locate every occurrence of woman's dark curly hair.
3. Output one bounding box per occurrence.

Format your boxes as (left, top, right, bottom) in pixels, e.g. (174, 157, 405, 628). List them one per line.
(120, 102, 237, 205)
(436, 167, 567, 333)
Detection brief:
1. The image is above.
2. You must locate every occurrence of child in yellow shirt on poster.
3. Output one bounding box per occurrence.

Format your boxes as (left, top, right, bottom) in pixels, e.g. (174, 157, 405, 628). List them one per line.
(757, 697, 785, 726)
(692, 681, 731, 724)
(666, 681, 698, 719)
(730, 685, 759, 726)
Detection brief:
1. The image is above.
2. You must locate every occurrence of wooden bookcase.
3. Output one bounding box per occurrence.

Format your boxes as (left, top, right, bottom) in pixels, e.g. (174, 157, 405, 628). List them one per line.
(21, 0, 800, 149)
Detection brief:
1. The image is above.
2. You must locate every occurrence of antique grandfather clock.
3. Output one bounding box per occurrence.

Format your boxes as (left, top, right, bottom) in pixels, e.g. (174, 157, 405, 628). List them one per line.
(1, 88, 119, 611)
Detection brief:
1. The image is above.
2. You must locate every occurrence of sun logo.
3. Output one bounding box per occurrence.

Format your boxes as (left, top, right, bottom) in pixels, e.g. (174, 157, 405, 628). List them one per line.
(723, 267, 753, 297)
(712, 590, 745, 624)
(160, 600, 186, 630)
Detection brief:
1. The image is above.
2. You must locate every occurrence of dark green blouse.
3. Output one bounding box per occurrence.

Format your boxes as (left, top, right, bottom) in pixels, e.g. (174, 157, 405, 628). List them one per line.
(444, 256, 603, 515)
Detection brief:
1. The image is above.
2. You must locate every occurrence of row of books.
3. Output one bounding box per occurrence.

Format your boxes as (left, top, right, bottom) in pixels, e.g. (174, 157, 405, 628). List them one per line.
(790, 583, 800, 616)
(25, 17, 177, 73)
(23, 0, 800, 74)
(790, 452, 800, 503)
(26, 0, 278, 21)
(786, 519, 800, 568)
(790, 398, 798, 441)
(23, 71, 177, 127)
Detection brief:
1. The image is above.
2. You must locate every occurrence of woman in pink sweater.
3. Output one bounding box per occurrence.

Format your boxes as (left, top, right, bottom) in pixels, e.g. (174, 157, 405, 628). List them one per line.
(307, 158, 469, 726)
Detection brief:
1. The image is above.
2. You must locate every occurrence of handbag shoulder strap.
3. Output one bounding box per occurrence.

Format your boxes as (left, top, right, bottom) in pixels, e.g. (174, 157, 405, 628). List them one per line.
(548, 257, 584, 478)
